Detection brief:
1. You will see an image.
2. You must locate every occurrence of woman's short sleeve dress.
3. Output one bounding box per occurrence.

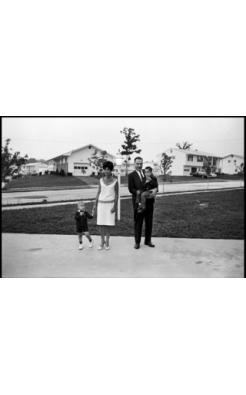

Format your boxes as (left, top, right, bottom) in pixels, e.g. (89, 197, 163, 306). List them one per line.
(97, 178, 117, 226)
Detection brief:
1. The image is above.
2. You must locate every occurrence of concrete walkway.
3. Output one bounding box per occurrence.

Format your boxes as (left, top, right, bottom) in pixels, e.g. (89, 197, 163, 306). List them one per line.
(1, 187, 244, 210)
(2, 234, 244, 278)
(2, 181, 244, 206)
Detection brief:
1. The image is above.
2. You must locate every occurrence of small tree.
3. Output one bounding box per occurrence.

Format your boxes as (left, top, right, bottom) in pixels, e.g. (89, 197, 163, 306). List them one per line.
(88, 149, 108, 177)
(203, 156, 216, 189)
(1, 139, 28, 184)
(203, 156, 215, 176)
(176, 141, 193, 150)
(237, 163, 244, 175)
(120, 127, 142, 176)
(160, 153, 173, 193)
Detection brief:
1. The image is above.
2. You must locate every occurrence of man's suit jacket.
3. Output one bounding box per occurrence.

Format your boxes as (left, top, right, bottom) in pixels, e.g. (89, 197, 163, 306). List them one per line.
(128, 170, 145, 204)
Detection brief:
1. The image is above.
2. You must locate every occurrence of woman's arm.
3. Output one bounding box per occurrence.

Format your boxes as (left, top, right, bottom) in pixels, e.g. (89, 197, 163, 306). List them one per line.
(111, 180, 119, 213)
(92, 182, 101, 214)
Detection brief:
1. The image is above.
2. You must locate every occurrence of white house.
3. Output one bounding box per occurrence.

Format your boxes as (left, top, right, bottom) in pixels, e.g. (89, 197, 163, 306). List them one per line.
(143, 161, 160, 176)
(47, 144, 115, 176)
(156, 148, 222, 176)
(219, 154, 244, 174)
(21, 162, 48, 175)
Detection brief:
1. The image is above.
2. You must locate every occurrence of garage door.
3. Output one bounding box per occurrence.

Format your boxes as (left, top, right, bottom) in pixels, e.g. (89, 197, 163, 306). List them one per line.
(73, 163, 89, 176)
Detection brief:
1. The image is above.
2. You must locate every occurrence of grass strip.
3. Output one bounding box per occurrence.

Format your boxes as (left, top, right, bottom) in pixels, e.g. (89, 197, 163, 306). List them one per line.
(2, 190, 244, 239)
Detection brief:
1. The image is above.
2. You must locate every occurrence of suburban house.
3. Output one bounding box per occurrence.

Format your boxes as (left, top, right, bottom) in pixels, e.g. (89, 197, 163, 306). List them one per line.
(156, 148, 222, 176)
(47, 144, 115, 176)
(219, 154, 244, 174)
(21, 162, 48, 175)
(143, 161, 160, 176)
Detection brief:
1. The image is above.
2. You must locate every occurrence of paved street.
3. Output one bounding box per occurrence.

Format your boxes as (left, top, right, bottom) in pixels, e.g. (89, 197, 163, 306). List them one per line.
(2, 234, 244, 278)
(2, 180, 244, 205)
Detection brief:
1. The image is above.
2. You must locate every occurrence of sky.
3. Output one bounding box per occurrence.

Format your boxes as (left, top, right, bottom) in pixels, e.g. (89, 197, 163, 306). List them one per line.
(2, 117, 244, 162)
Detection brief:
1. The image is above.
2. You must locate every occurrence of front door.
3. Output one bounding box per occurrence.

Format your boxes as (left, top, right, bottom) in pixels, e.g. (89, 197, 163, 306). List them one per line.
(191, 167, 197, 173)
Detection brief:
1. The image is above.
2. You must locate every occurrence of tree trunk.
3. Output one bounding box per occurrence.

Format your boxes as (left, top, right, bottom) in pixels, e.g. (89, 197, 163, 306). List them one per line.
(125, 154, 129, 176)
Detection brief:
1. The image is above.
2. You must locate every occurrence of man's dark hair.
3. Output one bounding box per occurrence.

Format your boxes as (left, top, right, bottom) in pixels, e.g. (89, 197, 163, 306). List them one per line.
(134, 157, 143, 162)
(103, 161, 114, 171)
(145, 166, 153, 172)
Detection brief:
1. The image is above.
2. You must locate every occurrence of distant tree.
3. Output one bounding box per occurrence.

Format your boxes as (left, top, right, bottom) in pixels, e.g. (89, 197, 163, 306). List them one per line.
(160, 153, 173, 193)
(1, 139, 28, 184)
(176, 141, 193, 150)
(203, 156, 217, 188)
(120, 127, 142, 176)
(88, 149, 108, 177)
(203, 156, 216, 176)
(237, 162, 244, 174)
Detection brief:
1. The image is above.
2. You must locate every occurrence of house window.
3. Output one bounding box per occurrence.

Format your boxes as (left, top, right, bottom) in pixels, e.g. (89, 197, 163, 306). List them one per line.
(172, 156, 175, 159)
(188, 155, 193, 161)
(228, 160, 231, 163)
(197, 156, 203, 162)
(234, 160, 237, 163)
(170, 150, 173, 153)
(85, 167, 88, 169)
(74, 166, 78, 169)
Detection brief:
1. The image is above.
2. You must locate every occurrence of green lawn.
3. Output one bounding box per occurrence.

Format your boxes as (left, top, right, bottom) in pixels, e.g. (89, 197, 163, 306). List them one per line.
(2, 189, 244, 239)
(5, 174, 87, 189)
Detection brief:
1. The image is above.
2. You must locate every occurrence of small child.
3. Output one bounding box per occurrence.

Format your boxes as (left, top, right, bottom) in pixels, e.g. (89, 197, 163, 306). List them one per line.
(74, 201, 94, 250)
(137, 167, 158, 213)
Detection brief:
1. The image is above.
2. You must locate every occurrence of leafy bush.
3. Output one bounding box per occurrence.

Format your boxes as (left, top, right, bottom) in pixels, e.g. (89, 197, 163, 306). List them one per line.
(56, 169, 59, 175)
(67, 172, 72, 176)
(59, 169, 65, 176)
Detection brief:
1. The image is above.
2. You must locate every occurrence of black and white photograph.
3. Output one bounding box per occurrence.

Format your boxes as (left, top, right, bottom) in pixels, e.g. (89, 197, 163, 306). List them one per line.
(2, 117, 244, 278)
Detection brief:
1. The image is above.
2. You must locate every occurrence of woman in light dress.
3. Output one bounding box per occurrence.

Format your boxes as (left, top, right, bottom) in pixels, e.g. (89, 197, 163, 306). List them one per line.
(92, 161, 118, 250)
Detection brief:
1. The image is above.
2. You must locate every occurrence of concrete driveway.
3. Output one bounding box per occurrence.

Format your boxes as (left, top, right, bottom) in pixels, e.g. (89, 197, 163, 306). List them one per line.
(2, 234, 244, 278)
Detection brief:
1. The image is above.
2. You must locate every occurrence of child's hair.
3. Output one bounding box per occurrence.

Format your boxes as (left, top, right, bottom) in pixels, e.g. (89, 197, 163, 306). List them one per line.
(145, 166, 153, 172)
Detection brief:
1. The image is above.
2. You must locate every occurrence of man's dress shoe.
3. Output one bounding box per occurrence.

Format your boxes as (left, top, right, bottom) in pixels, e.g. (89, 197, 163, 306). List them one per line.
(134, 244, 140, 249)
(145, 242, 155, 247)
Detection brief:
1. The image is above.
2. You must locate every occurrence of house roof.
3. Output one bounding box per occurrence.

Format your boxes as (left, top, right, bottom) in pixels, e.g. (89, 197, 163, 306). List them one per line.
(156, 147, 222, 158)
(221, 154, 244, 159)
(48, 144, 115, 161)
(24, 162, 47, 166)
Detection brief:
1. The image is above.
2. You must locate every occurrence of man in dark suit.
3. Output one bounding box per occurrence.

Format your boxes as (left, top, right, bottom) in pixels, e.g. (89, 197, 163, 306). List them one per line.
(128, 157, 158, 249)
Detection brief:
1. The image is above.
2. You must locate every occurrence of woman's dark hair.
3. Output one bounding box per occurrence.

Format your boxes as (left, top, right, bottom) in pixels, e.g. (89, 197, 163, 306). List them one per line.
(145, 166, 153, 172)
(103, 161, 114, 171)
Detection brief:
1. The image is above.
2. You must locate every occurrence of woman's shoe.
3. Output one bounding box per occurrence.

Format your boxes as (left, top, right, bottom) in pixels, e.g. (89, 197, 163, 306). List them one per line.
(98, 242, 105, 250)
(104, 243, 110, 250)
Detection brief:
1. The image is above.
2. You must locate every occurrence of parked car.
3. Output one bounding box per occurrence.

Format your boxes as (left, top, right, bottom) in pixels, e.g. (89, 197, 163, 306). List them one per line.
(191, 171, 217, 178)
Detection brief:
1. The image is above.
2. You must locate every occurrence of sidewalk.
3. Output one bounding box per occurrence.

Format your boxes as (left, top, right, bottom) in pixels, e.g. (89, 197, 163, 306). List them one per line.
(2, 234, 244, 278)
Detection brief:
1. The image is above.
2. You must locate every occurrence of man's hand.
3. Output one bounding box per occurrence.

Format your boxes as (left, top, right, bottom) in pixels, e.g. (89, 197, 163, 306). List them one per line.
(148, 188, 157, 199)
(137, 190, 141, 195)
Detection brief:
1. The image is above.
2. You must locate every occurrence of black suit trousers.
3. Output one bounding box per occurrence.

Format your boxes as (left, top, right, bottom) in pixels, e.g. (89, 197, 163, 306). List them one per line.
(133, 198, 154, 245)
